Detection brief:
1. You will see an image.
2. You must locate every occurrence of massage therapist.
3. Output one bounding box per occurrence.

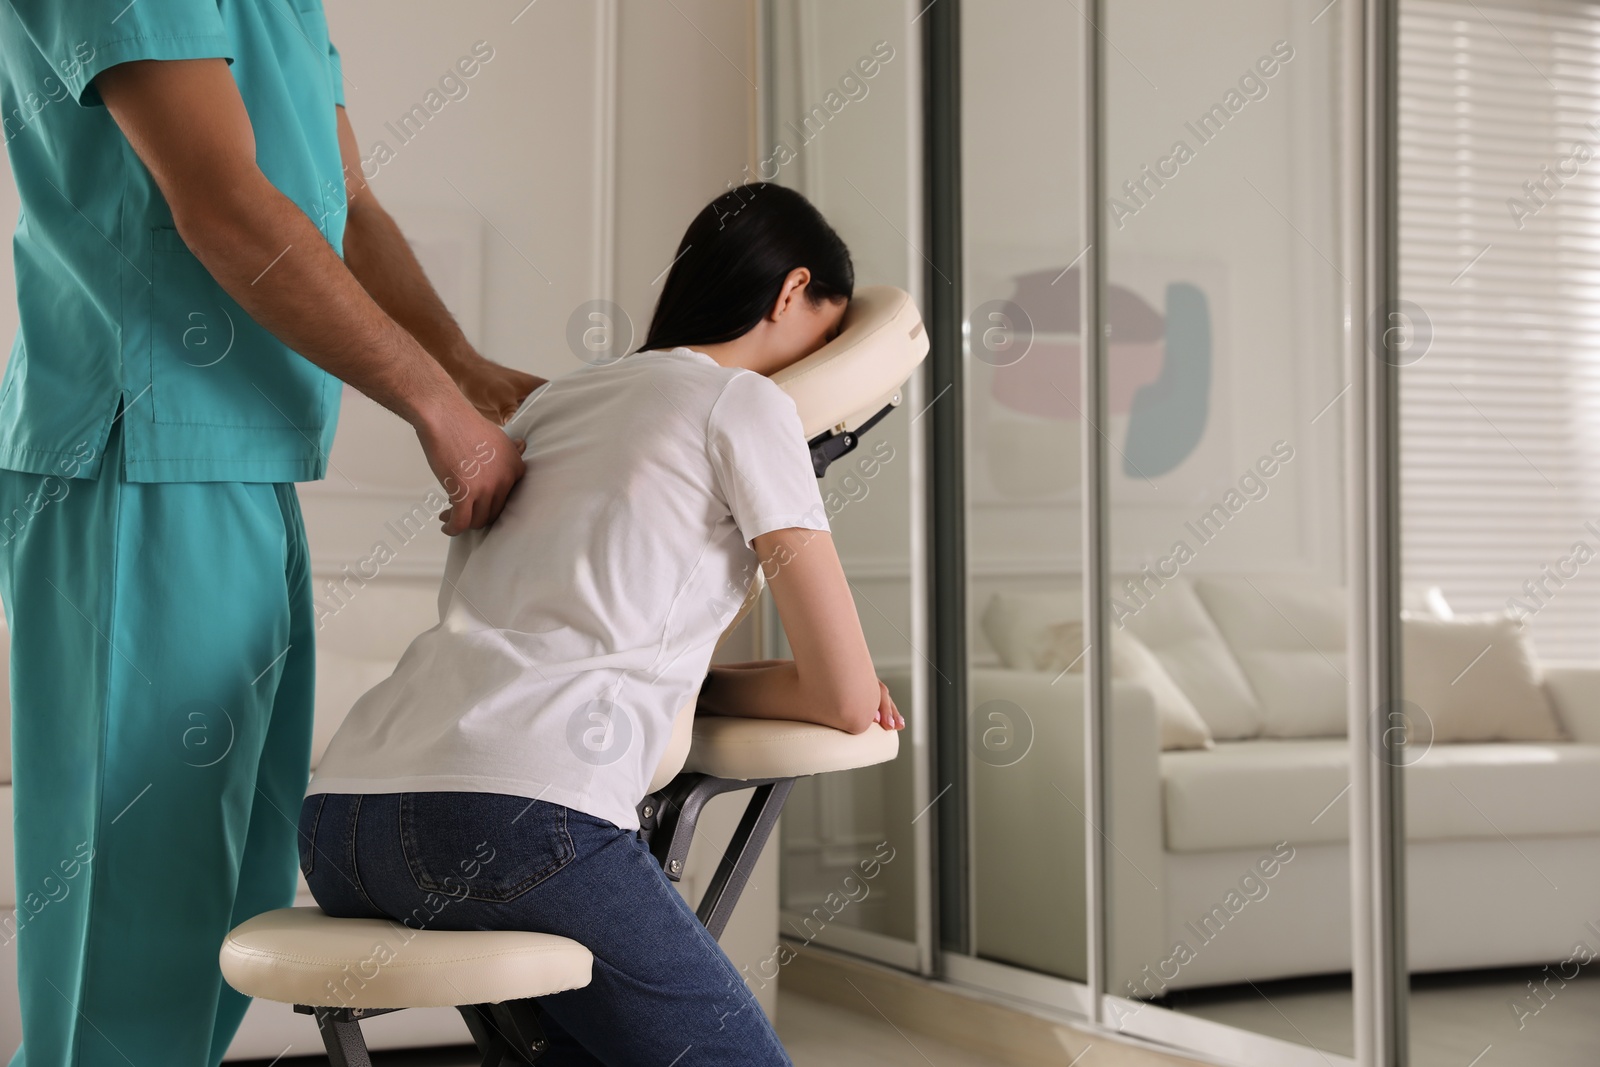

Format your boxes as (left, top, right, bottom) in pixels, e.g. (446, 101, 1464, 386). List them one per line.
(0, 2, 536, 1063)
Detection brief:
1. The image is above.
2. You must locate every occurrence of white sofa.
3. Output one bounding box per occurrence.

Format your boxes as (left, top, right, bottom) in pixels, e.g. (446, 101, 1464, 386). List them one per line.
(970, 574, 1600, 997)
(0, 577, 778, 1060)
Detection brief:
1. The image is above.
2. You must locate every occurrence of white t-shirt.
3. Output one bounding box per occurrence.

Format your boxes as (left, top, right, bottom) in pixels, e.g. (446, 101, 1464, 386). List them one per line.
(306, 347, 830, 830)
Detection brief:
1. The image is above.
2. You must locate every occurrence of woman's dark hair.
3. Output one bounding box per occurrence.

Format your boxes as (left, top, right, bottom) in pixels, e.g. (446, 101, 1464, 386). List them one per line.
(636, 183, 853, 354)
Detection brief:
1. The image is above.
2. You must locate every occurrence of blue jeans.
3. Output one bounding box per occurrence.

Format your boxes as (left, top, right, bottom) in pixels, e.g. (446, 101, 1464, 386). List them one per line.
(298, 791, 791, 1066)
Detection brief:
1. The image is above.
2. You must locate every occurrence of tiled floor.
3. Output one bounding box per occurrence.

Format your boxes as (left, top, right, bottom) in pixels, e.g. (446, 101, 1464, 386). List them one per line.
(232, 991, 1007, 1066)
(234, 965, 1600, 1066)
(243, 968, 1600, 1066)
(1166, 966, 1600, 1066)
(777, 990, 1001, 1066)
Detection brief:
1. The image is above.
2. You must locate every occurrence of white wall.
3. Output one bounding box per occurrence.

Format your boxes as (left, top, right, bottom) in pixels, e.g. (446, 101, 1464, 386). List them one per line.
(304, 0, 617, 578)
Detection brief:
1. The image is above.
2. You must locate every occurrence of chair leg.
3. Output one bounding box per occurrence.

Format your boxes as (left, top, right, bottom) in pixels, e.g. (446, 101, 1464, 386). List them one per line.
(312, 1008, 373, 1067)
(456, 1004, 510, 1066)
(695, 778, 794, 939)
(458, 998, 551, 1065)
(642, 772, 799, 939)
(491, 998, 552, 1061)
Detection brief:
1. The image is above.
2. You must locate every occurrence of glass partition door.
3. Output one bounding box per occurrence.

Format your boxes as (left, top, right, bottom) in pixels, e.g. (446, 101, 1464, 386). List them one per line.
(759, 4, 1425, 1065)
(940, 0, 1093, 1012)
(1097, 4, 1361, 1063)
(765, 0, 932, 973)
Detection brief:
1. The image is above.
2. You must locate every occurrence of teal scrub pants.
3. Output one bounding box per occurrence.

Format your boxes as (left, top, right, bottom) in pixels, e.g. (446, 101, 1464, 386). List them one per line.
(0, 413, 316, 1066)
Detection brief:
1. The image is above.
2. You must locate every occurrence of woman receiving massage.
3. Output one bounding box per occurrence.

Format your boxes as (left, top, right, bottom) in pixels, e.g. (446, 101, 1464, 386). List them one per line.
(298, 182, 905, 1066)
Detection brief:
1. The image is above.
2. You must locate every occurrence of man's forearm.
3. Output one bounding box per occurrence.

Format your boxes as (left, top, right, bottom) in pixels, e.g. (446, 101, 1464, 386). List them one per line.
(342, 200, 477, 381)
(173, 172, 458, 429)
(95, 56, 524, 534)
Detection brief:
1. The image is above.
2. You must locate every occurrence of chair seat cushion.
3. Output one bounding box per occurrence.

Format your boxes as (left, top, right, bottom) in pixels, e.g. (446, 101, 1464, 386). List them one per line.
(1161, 739, 1600, 852)
(684, 717, 899, 780)
(220, 907, 593, 1009)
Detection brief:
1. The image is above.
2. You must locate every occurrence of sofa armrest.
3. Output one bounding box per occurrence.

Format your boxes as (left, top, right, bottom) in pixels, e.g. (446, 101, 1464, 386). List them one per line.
(965, 668, 1166, 987)
(1541, 662, 1600, 743)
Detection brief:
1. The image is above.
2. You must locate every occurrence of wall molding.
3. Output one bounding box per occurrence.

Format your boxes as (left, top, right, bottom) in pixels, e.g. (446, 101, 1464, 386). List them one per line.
(298, 484, 439, 505)
(594, 0, 619, 309)
(303, 552, 1331, 586)
(310, 557, 448, 583)
(833, 554, 1330, 582)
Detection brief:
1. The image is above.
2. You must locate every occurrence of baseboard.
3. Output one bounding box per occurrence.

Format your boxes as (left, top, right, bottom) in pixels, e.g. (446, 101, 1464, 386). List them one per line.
(776, 941, 1217, 1067)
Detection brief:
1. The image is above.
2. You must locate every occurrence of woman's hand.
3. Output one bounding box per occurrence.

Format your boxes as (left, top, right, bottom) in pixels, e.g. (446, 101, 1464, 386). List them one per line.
(874, 679, 905, 731)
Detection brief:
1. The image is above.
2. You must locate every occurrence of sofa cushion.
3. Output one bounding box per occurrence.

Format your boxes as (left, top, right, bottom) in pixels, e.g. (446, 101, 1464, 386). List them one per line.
(1161, 738, 1600, 852)
(979, 588, 1081, 671)
(1046, 621, 1213, 750)
(1118, 579, 1263, 740)
(1402, 612, 1567, 743)
(1194, 576, 1346, 739)
(1542, 662, 1600, 743)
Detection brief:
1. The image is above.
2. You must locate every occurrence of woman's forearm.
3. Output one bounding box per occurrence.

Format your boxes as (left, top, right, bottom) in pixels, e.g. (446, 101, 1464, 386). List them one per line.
(698, 663, 803, 719)
(699, 663, 859, 730)
(699, 663, 898, 733)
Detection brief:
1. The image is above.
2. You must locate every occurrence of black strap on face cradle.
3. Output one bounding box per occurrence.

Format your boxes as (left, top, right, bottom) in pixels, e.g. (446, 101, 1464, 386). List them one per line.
(807, 401, 896, 478)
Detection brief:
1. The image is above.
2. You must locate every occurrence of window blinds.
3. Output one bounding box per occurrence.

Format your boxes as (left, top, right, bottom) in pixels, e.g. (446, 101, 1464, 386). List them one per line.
(1401, 0, 1600, 660)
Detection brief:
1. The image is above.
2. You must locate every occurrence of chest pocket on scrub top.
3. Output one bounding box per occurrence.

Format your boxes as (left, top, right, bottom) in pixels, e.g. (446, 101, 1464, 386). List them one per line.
(148, 226, 333, 430)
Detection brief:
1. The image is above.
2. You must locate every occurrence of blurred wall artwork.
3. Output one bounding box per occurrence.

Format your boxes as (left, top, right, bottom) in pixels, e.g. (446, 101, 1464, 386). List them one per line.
(971, 256, 1230, 505)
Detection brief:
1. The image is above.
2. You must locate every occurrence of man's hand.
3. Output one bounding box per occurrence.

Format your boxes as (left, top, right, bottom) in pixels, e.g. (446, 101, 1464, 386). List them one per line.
(457, 357, 545, 424)
(414, 397, 527, 535)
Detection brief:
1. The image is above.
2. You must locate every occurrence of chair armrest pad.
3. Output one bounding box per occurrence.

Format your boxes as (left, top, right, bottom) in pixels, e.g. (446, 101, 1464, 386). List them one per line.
(683, 717, 899, 781)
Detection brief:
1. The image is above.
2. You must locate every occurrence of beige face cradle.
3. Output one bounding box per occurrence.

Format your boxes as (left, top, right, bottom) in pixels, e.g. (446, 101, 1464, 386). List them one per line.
(218, 285, 929, 1066)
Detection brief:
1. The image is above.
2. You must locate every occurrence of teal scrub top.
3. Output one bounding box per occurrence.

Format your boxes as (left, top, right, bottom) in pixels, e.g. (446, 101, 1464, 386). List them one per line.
(0, 0, 347, 483)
